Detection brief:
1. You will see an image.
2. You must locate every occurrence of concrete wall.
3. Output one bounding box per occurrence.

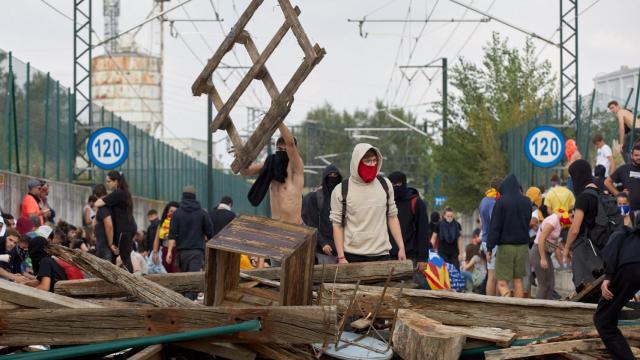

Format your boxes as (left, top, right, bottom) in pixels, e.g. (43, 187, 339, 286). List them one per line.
(0, 171, 164, 230)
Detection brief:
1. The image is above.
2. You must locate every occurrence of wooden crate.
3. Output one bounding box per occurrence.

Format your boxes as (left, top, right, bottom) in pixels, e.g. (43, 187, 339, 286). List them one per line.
(204, 215, 316, 306)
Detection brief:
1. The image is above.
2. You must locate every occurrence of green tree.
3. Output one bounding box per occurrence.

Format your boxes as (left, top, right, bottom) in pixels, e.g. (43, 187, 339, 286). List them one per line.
(433, 33, 555, 212)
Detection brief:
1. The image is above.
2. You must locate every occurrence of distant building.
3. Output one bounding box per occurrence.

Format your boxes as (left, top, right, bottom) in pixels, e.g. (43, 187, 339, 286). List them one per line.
(593, 65, 640, 112)
(162, 137, 223, 169)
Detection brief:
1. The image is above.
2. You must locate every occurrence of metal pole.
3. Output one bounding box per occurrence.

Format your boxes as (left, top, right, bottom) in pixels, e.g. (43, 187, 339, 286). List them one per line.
(56, 81, 61, 180)
(25, 62, 30, 174)
(624, 87, 634, 108)
(629, 69, 640, 153)
(42, 73, 51, 178)
(442, 57, 448, 133)
(68, 90, 74, 182)
(9, 52, 20, 173)
(585, 89, 596, 156)
(207, 95, 213, 210)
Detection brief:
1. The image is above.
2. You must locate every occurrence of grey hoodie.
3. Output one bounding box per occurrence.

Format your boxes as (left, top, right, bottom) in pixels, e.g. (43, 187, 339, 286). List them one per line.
(330, 143, 398, 256)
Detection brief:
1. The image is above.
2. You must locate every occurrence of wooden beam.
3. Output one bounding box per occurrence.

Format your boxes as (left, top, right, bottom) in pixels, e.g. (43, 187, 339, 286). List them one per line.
(191, 0, 264, 96)
(279, 230, 315, 306)
(48, 244, 195, 307)
(320, 284, 600, 336)
(173, 342, 256, 360)
(569, 275, 604, 303)
(0, 278, 102, 309)
(484, 339, 605, 359)
(277, 0, 316, 61)
(0, 306, 337, 346)
(55, 260, 414, 298)
(392, 309, 466, 360)
(127, 345, 163, 360)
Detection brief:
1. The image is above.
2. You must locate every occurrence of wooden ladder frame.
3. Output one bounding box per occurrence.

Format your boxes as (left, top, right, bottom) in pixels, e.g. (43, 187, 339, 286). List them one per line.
(192, 0, 325, 173)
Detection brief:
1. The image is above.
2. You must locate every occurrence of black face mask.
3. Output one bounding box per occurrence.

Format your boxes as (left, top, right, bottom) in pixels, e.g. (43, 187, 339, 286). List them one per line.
(272, 151, 289, 183)
(325, 176, 341, 192)
(393, 184, 409, 201)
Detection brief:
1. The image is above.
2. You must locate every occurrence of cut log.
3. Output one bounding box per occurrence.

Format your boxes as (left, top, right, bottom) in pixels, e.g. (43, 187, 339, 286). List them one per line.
(48, 244, 195, 307)
(393, 309, 465, 360)
(321, 283, 601, 336)
(173, 342, 256, 360)
(55, 260, 413, 298)
(0, 278, 102, 309)
(484, 339, 605, 359)
(0, 306, 337, 346)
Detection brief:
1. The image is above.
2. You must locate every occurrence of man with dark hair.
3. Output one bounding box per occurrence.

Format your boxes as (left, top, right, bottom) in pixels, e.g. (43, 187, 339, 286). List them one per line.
(593, 134, 614, 177)
(0, 229, 28, 283)
(2, 213, 15, 230)
(387, 171, 428, 262)
(93, 184, 114, 262)
(430, 207, 463, 269)
(606, 145, 640, 211)
(302, 165, 343, 264)
(210, 196, 236, 236)
(242, 124, 304, 225)
(609, 100, 637, 161)
(167, 186, 214, 299)
(145, 209, 160, 256)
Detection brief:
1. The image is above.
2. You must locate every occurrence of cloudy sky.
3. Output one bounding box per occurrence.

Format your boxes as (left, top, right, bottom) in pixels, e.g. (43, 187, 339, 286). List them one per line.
(1, 0, 638, 164)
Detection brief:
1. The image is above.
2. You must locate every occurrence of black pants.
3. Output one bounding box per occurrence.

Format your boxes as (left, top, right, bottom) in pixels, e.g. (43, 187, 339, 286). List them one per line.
(594, 263, 640, 360)
(116, 232, 134, 274)
(344, 253, 390, 263)
(178, 249, 204, 300)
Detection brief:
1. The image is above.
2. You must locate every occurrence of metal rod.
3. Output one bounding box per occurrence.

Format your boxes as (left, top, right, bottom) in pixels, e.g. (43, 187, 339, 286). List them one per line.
(384, 111, 429, 137)
(450, 0, 558, 46)
(442, 57, 448, 133)
(585, 89, 596, 156)
(624, 87, 635, 108)
(25, 62, 30, 173)
(344, 128, 410, 132)
(67, 90, 74, 182)
(164, 18, 224, 22)
(207, 95, 213, 211)
(9, 52, 20, 173)
(42, 73, 51, 178)
(347, 18, 489, 23)
(1, 320, 261, 360)
(93, 0, 194, 49)
(56, 81, 61, 180)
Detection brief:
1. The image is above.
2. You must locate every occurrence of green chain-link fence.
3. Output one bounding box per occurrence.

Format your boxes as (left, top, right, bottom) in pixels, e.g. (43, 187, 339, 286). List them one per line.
(0, 49, 268, 215)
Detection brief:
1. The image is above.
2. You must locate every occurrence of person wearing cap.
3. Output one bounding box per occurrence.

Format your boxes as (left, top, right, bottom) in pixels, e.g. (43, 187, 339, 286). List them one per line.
(21, 179, 49, 225)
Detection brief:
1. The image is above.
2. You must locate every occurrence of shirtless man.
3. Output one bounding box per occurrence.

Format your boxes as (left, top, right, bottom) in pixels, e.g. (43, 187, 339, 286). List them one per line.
(609, 100, 638, 160)
(240, 123, 304, 224)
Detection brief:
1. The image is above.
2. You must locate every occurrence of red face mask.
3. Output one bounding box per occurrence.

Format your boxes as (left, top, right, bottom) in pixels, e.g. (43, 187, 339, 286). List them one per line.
(358, 161, 378, 183)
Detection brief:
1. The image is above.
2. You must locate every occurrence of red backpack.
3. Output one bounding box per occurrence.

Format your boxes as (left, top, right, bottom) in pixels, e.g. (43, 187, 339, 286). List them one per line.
(54, 258, 84, 280)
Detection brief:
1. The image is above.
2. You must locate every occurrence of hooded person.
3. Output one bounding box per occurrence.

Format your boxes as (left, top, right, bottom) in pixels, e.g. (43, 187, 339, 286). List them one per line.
(329, 144, 406, 263)
(29, 236, 67, 292)
(564, 159, 606, 289)
(387, 171, 429, 262)
(487, 174, 533, 297)
(302, 164, 343, 264)
(166, 186, 214, 296)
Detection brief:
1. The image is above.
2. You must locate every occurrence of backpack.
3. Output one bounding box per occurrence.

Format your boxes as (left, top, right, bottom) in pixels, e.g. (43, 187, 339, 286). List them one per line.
(341, 175, 390, 227)
(54, 258, 84, 280)
(582, 188, 623, 250)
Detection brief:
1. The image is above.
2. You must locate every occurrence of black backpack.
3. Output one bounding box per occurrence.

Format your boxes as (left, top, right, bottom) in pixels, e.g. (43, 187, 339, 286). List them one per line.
(341, 175, 390, 227)
(582, 188, 623, 250)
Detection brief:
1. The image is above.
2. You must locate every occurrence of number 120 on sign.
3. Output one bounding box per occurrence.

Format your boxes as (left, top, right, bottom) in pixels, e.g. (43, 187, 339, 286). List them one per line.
(87, 127, 129, 170)
(524, 126, 565, 168)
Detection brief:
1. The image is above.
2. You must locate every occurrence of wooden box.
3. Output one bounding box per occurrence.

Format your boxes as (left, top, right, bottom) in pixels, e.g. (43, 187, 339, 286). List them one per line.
(204, 215, 316, 306)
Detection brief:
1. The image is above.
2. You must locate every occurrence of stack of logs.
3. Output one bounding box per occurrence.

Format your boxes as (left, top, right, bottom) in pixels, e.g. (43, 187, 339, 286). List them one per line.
(1, 245, 639, 359)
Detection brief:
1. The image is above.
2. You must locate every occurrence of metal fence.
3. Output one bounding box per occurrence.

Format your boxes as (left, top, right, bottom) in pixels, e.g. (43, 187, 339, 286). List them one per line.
(501, 87, 639, 190)
(0, 49, 268, 215)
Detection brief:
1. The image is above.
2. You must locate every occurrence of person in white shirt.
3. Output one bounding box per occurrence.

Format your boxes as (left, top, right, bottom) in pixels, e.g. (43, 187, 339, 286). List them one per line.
(593, 134, 614, 177)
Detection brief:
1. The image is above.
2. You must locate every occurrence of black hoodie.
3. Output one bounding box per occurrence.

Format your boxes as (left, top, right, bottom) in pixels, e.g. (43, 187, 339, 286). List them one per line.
(387, 172, 429, 260)
(168, 192, 214, 252)
(487, 174, 532, 251)
(302, 165, 343, 253)
(602, 223, 640, 280)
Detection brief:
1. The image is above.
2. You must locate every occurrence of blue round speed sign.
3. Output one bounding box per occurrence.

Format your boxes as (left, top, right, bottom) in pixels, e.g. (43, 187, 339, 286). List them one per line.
(524, 126, 565, 168)
(87, 127, 129, 170)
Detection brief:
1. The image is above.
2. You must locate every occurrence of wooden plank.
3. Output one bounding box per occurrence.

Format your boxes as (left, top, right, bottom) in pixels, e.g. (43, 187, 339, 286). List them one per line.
(242, 32, 281, 99)
(209, 13, 297, 133)
(277, 0, 316, 61)
(570, 275, 604, 303)
(231, 44, 325, 173)
(392, 309, 466, 360)
(0, 306, 337, 346)
(0, 278, 102, 309)
(484, 339, 605, 359)
(204, 246, 216, 306)
(55, 272, 204, 297)
(245, 344, 314, 360)
(55, 260, 414, 298)
(0, 299, 25, 310)
(320, 284, 601, 336)
(207, 84, 244, 151)
(213, 250, 241, 306)
(279, 230, 315, 306)
(127, 345, 163, 360)
(192, 0, 264, 96)
(48, 244, 195, 307)
(174, 342, 256, 360)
